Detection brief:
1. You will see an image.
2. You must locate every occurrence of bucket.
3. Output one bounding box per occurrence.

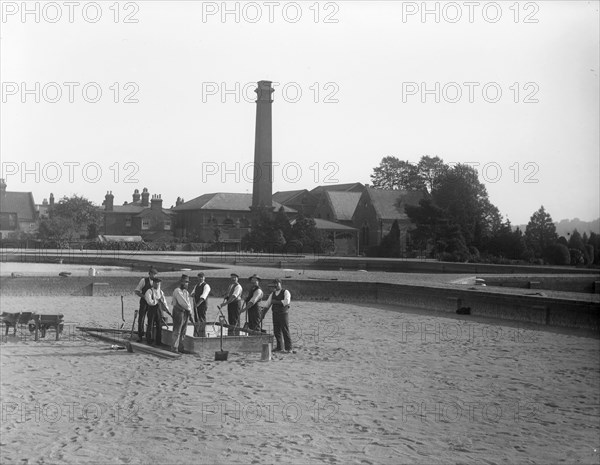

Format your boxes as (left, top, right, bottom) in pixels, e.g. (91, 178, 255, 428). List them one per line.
(260, 343, 272, 361)
(215, 350, 229, 361)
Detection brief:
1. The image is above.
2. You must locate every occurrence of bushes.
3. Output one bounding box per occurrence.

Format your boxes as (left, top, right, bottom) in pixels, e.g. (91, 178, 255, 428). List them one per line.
(543, 243, 570, 265)
(569, 248, 584, 266)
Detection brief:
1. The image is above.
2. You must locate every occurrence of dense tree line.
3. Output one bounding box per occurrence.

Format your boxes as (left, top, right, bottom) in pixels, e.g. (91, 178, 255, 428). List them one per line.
(373, 156, 599, 266)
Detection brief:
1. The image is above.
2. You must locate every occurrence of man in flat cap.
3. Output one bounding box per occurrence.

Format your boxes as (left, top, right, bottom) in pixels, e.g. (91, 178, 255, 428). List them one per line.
(218, 273, 243, 332)
(240, 274, 263, 332)
(171, 274, 192, 353)
(133, 266, 158, 342)
(144, 278, 170, 346)
(190, 272, 210, 337)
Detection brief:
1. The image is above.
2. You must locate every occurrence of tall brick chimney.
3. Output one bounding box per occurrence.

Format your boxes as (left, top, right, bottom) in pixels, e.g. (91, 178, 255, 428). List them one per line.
(176, 196, 184, 207)
(104, 191, 114, 211)
(132, 189, 141, 203)
(151, 194, 163, 211)
(251, 80, 275, 214)
(141, 188, 149, 207)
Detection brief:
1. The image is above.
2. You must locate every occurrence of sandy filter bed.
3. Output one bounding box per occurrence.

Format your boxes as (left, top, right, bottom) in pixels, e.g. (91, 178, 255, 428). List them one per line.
(1, 296, 599, 464)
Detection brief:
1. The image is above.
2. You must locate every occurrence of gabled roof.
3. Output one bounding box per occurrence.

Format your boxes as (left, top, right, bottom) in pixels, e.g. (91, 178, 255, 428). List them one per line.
(173, 193, 296, 213)
(272, 189, 309, 205)
(364, 187, 424, 220)
(325, 191, 362, 221)
(310, 182, 364, 195)
(0, 192, 36, 221)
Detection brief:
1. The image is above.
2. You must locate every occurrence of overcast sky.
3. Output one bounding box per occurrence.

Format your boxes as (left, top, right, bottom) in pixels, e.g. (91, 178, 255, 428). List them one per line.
(1, 0, 598, 224)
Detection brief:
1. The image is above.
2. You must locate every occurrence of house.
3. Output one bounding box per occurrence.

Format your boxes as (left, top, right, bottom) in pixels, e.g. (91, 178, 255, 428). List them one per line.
(0, 178, 37, 238)
(352, 187, 424, 254)
(102, 188, 175, 241)
(35, 193, 56, 221)
(173, 193, 296, 244)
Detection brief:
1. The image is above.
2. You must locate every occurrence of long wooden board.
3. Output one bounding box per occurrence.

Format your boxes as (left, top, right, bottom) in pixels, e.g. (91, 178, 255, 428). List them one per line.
(79, 329, 181, 359)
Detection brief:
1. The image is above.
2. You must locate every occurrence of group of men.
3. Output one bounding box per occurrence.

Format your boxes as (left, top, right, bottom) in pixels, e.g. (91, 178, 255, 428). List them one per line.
(133, 267, 293, 354)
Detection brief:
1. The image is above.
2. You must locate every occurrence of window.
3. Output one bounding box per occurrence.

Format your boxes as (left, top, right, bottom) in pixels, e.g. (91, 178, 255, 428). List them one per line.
(0, 213, 17, 230)
(125, 217, 132, 228)
(142, 219, 150, 230)
(164, 218, 171, 230)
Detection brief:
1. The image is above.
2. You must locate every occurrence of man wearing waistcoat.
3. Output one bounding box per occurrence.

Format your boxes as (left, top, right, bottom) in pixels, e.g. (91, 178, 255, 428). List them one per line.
(171, 274, 192, 353)
(240, 274, 263, 332)
(191, 272, 210, 337)
(134, 267, 158, 342)
(218, 273, 243, 332)
(144, 278, 169, 346)
(261, 279, 292, 352)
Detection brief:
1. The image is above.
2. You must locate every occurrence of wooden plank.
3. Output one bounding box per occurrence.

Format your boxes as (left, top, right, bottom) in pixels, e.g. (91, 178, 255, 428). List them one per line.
(80, 330, 182, 359)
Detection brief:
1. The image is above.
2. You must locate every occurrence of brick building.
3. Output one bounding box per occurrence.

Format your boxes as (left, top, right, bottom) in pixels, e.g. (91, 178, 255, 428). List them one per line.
(101, 188, 175, 241)
(0, 179, 37, 238)
(173, 192, 295, 244)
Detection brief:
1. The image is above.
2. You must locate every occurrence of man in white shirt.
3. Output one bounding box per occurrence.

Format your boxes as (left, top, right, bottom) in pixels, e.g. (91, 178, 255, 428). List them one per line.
(191, 272, 211, 337)
(144, 278, 169, 346)
(218, 273, 243, 331)
(171, 274, 192, 353)
(240, 274, 263, 332)
(133, 267, 158, 342)
(261, 279, 292, 352)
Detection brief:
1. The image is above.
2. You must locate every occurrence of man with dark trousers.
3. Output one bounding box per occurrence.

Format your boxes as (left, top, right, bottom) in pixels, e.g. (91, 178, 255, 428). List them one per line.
(240, 274, 263, 332)
(190, 272, 211, 337)
(133, 266, 158, 342)
(261, 279, 292, 353)
(171, 274, 192, 353)
(218, 273, 243, 332)
(144, 278, 169, 346)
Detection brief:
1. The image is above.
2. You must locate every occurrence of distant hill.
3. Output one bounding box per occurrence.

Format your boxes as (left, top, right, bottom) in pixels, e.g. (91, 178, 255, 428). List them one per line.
(516, 218, 600, 237)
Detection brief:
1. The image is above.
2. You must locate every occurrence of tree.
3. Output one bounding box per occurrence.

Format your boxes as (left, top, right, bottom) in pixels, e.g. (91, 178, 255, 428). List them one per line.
(485, 221, 527, 260)
(545, 243, 570, 265)
(568, 229, 585, 251)
(405, 198, 468, 257)
(242, 210, 286, 253)
(417, 156, 447, 193)
(525, 206, 558, 258)
(587, 232, 600, 264)
(371, 156, 424, 190)
(379, 219, 401, 257)
(38, 195, 102, 241)
(431, 164, 499, 247)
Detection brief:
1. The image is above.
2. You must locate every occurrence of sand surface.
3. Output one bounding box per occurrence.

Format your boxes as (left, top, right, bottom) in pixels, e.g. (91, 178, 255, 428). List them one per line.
(1, 296, 599, 464)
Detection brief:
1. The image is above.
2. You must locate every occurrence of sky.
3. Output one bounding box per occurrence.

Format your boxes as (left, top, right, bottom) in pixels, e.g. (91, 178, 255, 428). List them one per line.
(1, 0, 598, 225)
